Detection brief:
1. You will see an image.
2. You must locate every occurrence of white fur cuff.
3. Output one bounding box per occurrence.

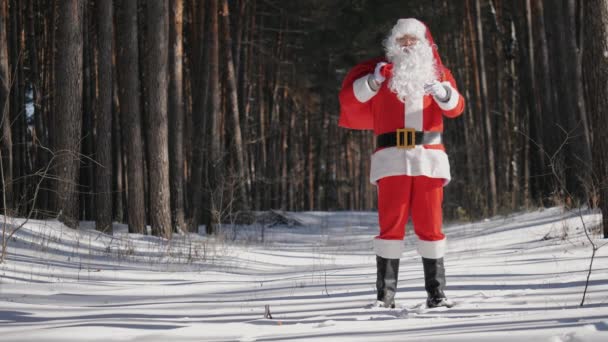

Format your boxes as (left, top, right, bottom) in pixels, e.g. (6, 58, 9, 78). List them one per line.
(353, 74, 378, 103)
(417, 238, 447, 259)
(374, 238, 404, 259)
(435, 82, 460, 112)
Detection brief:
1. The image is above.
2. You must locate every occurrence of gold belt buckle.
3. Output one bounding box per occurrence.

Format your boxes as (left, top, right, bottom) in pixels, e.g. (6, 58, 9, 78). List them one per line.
(396, 128, 416, 149)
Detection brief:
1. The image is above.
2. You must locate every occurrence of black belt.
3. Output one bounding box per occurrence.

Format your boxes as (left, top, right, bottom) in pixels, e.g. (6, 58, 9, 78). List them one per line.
(376, 129, 442, 149)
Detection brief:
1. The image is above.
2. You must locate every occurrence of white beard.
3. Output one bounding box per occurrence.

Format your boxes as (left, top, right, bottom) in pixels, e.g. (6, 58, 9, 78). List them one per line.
(384, 40, 438, 103)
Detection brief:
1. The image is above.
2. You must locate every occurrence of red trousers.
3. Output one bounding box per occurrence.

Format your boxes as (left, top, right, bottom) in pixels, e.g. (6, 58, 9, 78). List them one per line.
(377, 175, 445, 242)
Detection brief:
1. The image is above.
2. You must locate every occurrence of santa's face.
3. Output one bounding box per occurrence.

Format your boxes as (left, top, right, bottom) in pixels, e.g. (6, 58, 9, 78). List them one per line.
(383, 32, 438, 103)
(396, 34, 419, 48)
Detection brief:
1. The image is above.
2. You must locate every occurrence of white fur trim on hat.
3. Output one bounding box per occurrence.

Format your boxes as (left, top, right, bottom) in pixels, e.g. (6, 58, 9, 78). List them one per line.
(391, 18, 427, 41)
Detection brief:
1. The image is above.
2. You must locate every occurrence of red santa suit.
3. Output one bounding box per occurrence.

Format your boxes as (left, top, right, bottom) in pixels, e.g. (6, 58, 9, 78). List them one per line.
(338, 21, 464, 261)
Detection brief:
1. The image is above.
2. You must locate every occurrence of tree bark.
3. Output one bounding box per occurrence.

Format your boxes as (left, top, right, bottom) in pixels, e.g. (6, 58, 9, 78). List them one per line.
(115, 0, 146, 234)
(474, 0, 498, 216)
(582, 0, 608, 237)
(0, 0, 12, 214)
(112, 73, 124, 222)
(563, 0, 591, 200)
(94, 0, 113, 234)
(205, 0, 221, 234)
(169, 0, 186, 232)
(9, 0, 25, 215)
(54, 0, 84, 228)
(143, 0, 172, 239)
(27, 0, 47, 214)
(81, 2, 93, 221)
(190, 0, 208, 232)
(220, 0, 248, 211)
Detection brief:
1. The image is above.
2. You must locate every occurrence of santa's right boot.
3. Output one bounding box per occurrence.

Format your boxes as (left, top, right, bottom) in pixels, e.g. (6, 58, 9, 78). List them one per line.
(422, 257, 454, 308)
(376, 255, 400, 308)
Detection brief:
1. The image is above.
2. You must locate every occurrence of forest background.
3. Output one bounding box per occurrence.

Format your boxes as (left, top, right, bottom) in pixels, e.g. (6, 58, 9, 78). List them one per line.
(1, 0, 607, 239)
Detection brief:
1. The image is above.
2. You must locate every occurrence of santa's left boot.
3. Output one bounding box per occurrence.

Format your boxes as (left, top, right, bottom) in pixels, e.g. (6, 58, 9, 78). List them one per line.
(422, 257, 454, 308)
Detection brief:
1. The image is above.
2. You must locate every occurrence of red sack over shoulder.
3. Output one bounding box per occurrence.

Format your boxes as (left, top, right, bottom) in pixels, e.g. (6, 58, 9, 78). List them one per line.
(338, 57, 386, 130)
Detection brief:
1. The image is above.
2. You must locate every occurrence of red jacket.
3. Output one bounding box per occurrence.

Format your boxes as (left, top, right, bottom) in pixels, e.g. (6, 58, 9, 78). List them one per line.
(338, 57, 465, 185)
(338, 56, 464, 135)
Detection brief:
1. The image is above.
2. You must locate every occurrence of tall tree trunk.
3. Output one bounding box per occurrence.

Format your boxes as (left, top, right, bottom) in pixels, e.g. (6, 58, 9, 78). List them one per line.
(81, 2, 93, 221)
(94, 0, 113, 234)
(169, 0, 186, 232)
(190, 0, 208, 232)
(112, 74, 124, 222)
(115, 0, 146, 234)
(220, 0, 248, 211)
(564, 0, 592, 200)
(531, 0, 554, 200)
(54, 0, 84, 228)
(8, 0, 26, 216)
(463, 0, 481, 216)
(474, 0, 498, 215)
(582, 0, 608, 238)
(39, 0, 56, 216)
(0, 0, 12, 214)
(205, 0, 221, 234)
(144, 0, 172, 239)
(27, 0, 47, 214)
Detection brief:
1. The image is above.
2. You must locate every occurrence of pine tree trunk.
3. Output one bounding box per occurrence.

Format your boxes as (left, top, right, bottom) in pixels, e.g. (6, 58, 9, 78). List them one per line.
(115, 0, 146, 234)
(112, 78, 124, 222)
(40, 0, 56, 216)
(474, 0, 498, 216)
(94, 0, 113, 234)
(190, 0, 208, 232)
(81, 3, 93, 221)
(0, 0, 12, 214)
(220, 0, 248, 211)
(169, 0, 186, 232)
(563, 0, 591, 200)
(54, 0, 84, 228)
(27, 0, 47, 215)
(8, 0, 26, 216)
(531, 0, 554, 199)
(144, 0, 172, 239)
(206, 0, 221, 234)
(582, 0, 608, 238)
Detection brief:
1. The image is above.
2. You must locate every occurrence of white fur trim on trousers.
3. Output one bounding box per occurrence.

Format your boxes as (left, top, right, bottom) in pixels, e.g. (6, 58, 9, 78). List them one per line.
(417, 238, 447, 259)
(373, 238, 404, 259)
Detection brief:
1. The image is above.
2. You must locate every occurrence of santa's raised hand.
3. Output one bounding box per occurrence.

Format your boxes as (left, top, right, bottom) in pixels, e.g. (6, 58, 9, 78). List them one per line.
(373, 62, 393, 83)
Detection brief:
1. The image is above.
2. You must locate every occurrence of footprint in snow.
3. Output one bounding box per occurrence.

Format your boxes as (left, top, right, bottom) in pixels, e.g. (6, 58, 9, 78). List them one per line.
(315, 320, 336, 328)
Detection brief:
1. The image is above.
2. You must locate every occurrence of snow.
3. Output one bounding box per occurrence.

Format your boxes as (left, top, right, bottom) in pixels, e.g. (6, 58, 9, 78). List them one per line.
(1, 207, 607, 341)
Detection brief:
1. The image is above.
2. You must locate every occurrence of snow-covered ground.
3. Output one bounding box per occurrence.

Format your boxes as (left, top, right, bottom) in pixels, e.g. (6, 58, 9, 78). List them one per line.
(1, 207, 607, 341)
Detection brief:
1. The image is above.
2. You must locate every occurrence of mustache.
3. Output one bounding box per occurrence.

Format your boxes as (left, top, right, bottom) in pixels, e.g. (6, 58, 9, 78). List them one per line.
(386, 42, 438, 102)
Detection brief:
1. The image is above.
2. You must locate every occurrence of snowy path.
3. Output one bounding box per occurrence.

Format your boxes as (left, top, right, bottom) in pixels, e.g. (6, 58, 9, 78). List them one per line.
(1, 208, 607, 341)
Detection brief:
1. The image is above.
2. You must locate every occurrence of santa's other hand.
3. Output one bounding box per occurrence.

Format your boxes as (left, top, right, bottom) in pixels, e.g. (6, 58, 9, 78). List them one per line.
(424, 81, 449, 101)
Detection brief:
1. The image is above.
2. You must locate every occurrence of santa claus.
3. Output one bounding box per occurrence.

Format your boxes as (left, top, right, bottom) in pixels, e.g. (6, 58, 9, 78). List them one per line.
(338, 18, 464, 309)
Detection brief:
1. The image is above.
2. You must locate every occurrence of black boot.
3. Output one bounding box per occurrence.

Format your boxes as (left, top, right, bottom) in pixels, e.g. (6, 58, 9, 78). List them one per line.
(376, 255, 400, 308)
(422, 257, 454, 308)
